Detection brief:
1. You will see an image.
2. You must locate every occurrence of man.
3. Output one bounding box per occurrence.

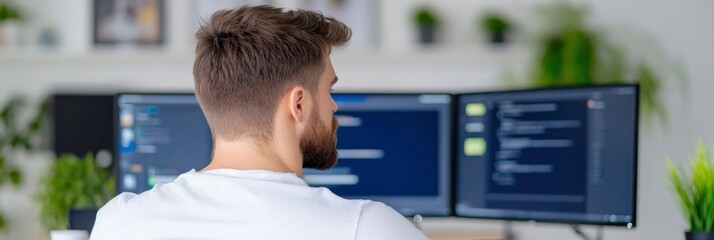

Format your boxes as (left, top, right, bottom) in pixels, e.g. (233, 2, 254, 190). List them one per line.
(91, 5, 428, 240)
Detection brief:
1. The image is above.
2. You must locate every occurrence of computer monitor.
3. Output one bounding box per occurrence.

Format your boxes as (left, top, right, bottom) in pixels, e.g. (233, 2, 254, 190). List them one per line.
(303, 93, 453, 216)
(52, 94, 115, 160)
(455, 85, 638, 227)
(116, 94, 212, 194)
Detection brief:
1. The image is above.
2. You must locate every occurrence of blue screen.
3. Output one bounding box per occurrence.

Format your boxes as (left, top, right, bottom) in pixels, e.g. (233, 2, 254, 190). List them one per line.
(327, 111, 439, 196)
(116, 94, 212, 194)
(304, 94, 453, 216)
(455, 85, 638, 227)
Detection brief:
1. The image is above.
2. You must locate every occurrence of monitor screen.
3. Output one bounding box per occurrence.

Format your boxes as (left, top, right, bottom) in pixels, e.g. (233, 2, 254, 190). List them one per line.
(303, 94, 453, 216)
(455, 85, 638, 227)
(116, 94, 212, 193)
(52, 94, 115, 159)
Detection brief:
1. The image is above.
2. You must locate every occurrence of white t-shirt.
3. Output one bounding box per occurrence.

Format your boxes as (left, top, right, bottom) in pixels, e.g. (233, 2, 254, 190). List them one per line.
(91, 169, 428, 240)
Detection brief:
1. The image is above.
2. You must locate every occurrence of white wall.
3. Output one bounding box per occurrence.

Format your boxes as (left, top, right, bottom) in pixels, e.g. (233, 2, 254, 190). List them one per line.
(1, 0, 713, 239)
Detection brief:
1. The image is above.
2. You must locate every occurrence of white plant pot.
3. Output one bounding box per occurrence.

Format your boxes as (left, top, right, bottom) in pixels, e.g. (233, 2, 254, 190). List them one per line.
(49, 230, 89, 240)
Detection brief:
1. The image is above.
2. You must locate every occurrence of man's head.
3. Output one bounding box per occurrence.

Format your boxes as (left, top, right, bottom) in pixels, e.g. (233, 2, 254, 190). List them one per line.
(193, 6, 350, 170)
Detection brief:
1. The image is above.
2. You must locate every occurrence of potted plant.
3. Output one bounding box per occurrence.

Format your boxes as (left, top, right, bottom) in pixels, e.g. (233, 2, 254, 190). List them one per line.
(668, 144, 714, 240)
(528, 2, 680, 126)
(0, 96, 47, 230)
(36, 153, 115, 231)
(414, 6, 438, 44)
(0, 2, 22, 48)
(480, 12, 511, 44)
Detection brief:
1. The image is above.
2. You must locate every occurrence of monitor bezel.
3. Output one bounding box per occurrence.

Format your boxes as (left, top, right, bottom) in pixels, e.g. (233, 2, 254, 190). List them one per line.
(452, 84, 639, 228)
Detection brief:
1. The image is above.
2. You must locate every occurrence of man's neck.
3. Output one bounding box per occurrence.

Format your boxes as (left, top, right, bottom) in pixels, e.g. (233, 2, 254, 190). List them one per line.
(201, 138, 303, 176)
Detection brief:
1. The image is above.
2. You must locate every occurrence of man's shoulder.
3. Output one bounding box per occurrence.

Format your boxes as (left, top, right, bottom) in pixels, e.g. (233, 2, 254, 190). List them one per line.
(90, 192, 140, 239)
(357, 200, 405, 223)
(96, 181, 184, 217)
(309, 187, 369, 207)
(98, 192, 138, 214)
(359, 200, 395, 215)
(94, 191, 144, 225)
(355, 200, 429, 240)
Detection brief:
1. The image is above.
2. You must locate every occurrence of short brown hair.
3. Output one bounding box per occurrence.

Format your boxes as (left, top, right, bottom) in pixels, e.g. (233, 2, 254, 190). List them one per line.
(193, 5, 351, 142)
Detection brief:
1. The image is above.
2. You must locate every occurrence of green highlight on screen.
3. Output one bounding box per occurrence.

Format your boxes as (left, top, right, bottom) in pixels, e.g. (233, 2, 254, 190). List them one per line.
(465, 103, 486, 116)
(147, 176, 156, 187)
(464, 138, 486, 156)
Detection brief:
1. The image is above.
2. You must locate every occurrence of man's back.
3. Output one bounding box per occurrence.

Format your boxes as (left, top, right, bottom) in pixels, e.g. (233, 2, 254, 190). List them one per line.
(91, 169, 428, 240)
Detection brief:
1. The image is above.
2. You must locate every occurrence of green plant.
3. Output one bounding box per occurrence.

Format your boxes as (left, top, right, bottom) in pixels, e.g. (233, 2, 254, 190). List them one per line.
(0, 96, 47, 230)
(36, 153, 115, 231)
(530, 3, 677, 126)
(414, 7, 438, 27)
(0, 2, 22, 22)
(668, 144, 714, 233)
(481, 12, 511, 35)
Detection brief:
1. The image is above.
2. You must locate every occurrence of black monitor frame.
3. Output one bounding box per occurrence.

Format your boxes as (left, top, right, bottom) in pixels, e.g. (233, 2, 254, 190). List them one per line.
(452, 84, 639, 228)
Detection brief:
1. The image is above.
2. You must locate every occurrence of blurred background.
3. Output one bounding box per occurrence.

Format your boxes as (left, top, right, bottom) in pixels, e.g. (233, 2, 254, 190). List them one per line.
(0, 0, 712, 239)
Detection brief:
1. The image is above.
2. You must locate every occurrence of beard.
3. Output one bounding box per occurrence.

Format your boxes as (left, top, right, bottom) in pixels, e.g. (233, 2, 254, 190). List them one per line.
(300, 111, 339, 170)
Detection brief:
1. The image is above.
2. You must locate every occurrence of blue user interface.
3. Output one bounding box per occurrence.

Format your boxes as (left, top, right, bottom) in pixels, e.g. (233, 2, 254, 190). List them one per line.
(116, 94, 211, 193)
(304, 94, 453, 216)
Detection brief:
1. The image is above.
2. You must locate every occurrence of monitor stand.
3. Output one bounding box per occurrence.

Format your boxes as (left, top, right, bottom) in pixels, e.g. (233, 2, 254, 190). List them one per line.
(501, 222, 604, 240)
(570, 224, 604, 240)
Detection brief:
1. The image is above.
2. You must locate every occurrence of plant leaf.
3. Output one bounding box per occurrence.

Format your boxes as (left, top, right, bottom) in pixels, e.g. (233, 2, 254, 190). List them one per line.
(9, 169, 21, 187)
(36, 153, 115, 231)
(668, 144, 714, 232)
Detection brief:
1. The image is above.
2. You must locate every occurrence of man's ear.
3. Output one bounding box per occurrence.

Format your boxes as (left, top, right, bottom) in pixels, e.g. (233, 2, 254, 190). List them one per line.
(288, 86, 309, 123)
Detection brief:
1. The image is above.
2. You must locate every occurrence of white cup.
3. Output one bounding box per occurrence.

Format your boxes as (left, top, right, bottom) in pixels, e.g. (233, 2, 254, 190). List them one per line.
(50, 230, 89, 240)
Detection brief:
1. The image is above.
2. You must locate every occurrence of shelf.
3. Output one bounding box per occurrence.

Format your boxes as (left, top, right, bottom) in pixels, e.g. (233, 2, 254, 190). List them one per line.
(0, 45, 530, 93)
(0, 45, 527, 65)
